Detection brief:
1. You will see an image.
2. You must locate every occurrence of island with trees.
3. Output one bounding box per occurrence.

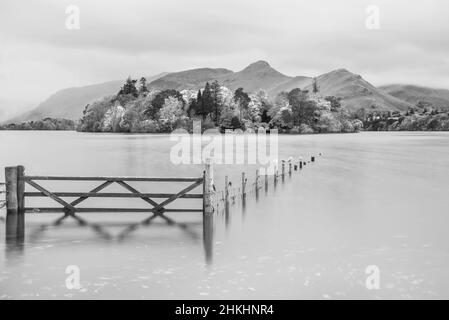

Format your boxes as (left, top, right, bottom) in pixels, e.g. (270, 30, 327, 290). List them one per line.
(76, 77, 364, 134)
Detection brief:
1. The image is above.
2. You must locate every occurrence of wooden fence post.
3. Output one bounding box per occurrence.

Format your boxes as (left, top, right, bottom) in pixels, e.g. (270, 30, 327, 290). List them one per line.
(255, 169, 259, 199)
(203, 159, 213, 216)
(203, 159, 214, 264)
(274, 166, 278, 187)
(224, 175, 230, 227)
(289, 160, 292, 176)
(281, 161, 285, 182)
(241, 172, 246, 199)
(299, 160, 303, 170)
(5, 166, 25, 241)
(225, 175, 229, 204)
(311, 156, 315, 163)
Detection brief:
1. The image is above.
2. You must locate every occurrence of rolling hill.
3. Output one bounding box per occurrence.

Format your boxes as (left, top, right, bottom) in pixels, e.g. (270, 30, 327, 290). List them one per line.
(9, 73, 167, 123)
(304, 69, 411, 111)
(149, 68, 232, 91)
(379, 84, 449, 109)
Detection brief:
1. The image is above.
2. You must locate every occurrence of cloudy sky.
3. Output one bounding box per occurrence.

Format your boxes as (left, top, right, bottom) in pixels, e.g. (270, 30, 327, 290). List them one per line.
(1, 0, 448, 111)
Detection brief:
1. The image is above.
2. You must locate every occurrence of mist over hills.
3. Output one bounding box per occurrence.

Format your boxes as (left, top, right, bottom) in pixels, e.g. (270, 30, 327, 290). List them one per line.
(7, 60, 448, 123)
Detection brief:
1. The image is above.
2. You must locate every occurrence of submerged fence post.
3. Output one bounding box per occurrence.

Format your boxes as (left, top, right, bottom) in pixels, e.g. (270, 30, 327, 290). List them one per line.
(241, 172, 246, 199)
(289, 159, 292, 176)
(255, 169, 260, 200)
(225, 175, 229, 203)
(274, 166, 278, 187)
(224, 175, 230, 227)
(5, 166, 25, 241)
(203, 159, 213, 216)
(311, 156, 315, 163)
(281, 161, 285, 182)
(203, 159, 214, 264)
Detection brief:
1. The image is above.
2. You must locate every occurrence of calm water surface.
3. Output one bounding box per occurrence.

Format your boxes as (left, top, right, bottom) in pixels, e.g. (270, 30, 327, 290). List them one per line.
(0, 131, 449, 299)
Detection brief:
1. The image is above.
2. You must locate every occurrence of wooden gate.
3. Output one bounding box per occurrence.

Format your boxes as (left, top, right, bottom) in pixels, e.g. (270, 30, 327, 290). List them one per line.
(4, 163, 214, 240)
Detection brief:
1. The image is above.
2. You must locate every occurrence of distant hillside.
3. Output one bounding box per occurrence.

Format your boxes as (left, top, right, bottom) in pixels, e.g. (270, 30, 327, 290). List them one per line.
(149, 68, 232, 91)
(9, 73, 167, 123)
(268, 76, 313, 97)
(0, 99, 35, 124)
(379, 84, 449, 109)
(305, 69, 411, 111)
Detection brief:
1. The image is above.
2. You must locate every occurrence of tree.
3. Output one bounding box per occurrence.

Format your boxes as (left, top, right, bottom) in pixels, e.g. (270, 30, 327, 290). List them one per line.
(299, 99, 319, 126)
(230, 116, 242, 129)
(188, 90, 201, 117)
(118, 77, 138, 97)
(196, 82, 214, 120)
(234, 87, 251, 120)
(139, 77, 148, 94)
(210, 80, 222, 123)
(325, 96, 342, 111)
(159, 97, 186, 124)
(144, 89, 184, 119)
(287, 88, 309, 126)
(313, 77, 319, 94)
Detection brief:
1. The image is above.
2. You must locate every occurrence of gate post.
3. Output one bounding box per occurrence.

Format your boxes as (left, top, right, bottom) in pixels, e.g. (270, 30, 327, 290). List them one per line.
(203, 159, 214, 216)
(5, 166, 25, 241)
(203, 159, 214, 264)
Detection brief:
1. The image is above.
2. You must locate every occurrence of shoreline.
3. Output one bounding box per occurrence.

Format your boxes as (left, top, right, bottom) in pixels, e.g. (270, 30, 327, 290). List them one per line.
(1, 129, 449, 134)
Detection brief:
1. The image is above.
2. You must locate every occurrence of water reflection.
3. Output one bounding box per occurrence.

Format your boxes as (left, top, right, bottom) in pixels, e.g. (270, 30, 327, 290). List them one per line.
(203, 213, 213, 265)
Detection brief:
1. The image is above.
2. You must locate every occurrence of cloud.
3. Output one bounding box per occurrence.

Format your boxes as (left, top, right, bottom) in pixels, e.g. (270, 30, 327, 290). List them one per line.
(0, 0, 448, 109)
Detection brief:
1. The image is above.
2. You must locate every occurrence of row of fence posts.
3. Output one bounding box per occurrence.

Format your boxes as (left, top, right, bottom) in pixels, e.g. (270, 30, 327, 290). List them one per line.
(201, 154, 320, 264)
(203, 154, 321, 217)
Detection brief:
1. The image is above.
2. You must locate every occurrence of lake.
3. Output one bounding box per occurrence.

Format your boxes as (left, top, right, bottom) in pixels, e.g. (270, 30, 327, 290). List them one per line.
(1, 131, 449, 299)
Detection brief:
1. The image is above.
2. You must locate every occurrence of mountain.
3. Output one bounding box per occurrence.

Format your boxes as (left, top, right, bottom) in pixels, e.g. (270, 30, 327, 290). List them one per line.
(9, 73, 167, 122)
(379, 84, 449, 109)
(305, 69, 411, 111)
(150, 63, 410, 111)
(148, 61, 291, 93)
(218, 60, 292, 92)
